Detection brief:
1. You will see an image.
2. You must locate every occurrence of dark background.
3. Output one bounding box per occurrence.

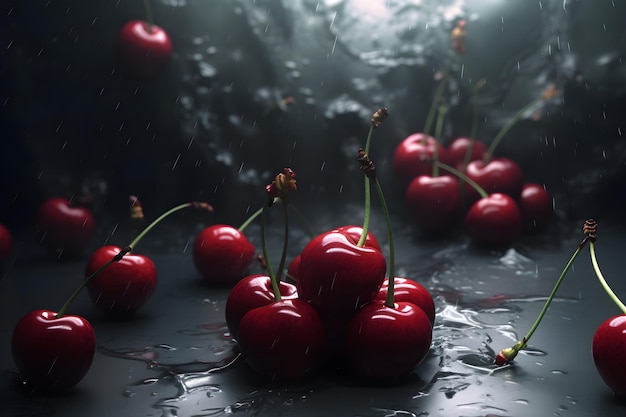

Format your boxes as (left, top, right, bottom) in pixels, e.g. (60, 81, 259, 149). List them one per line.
(1, 0, 625, 239)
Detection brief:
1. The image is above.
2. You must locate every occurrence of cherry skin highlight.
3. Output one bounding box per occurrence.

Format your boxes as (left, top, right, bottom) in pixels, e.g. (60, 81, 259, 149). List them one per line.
(375, 277, 436, 326)
(116, 20, 172, 79)
(593, 314, 626, 398)
(11, 309, 96, 392)
(193, 224, 256, 285)
(85, 245, 157, 317)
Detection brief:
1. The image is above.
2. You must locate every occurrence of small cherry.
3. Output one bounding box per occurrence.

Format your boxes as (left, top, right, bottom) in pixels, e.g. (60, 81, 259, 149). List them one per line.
(345, 144, 433, 380)
(116, 0, 172, 79)
(464, 157, 525, 202)
(0, 223, 14, 264)
(392, 133, 448, 188)
(37, 197, 96, 258)
(519, 183, 554, 233)
(446, 137, 487, 169)
(12, 249, 129, 391)
(86, 200, 213, 317)
(235, 168, 326, 380)
(405, 174, 462, 236)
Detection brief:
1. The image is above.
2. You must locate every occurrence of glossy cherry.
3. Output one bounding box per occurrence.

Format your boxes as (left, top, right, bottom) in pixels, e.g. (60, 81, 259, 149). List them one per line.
(12, 309, 96, 392)
(333, 225, 381, 251)
(465, 193, 522, 247)
(375, 277, 436, 326)
(193, 224, 256, 285)
(116, 20, 172, 79)
(519, 183, 553, 233)
(85, 245, 157, 316)
(446, 137, 488, 169)
(405, 175, 462, 235)
(344, 301, 432, 380)
(392, 133, 448, 188)
(593, 315, 626, 398)
(297, 230, 386, 319)
(464, 158, 524, 203)
(37, 197, 96, 257)
(0, 223, 13, 264)
(225, 274, 298, 339)
(236, 299, 325, 380)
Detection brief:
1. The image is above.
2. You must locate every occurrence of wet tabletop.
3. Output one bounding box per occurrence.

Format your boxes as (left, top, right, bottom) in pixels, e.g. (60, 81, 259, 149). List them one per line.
(1, 213, 626, 417)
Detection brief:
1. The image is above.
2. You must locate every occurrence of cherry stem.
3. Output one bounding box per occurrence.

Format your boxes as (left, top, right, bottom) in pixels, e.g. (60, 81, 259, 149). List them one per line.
(260, 201, 281, 301)
(238, 205, 265, 232)
(143, 0, 155, 32)
(56, 247, 131, 318)
(431, 105, 448, 177)
(590, 240, 626, 315)
(372, 178, 396, 308)
(275, 200, 290, 283)
(434, 161, 489, 199)
(423, 64, 450, 139)
(357, 124, 375, 248)
(484, 97, 542, 164)
(128, 202, 209, 249)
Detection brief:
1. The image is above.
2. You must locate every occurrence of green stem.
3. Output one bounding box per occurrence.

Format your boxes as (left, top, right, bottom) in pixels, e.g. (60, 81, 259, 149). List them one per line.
(484, 97, 541, 164)
(432, 105, 448, 177)
(261, 202, 281, 301)
(434, 161, 488, 199)
(590, 241, 626, 315)
(423, 64, 450, 138)
(523, 244, 583, 342)
(238, 206, 265, 232)
(128, 202, 193, 249)
(275, 201, 290, 283)
(357, 125, 375, 248)
(143, 0, 154, 31)
(373, 179, 395, 308)
(56, 247, 131, 318)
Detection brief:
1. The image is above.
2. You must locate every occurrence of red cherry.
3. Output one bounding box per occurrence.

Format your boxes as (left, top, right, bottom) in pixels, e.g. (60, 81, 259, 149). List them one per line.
(12, 309, 96, 391)
(193, 224, 256, 285)
(85, 245, 157, 316)
(332, 225, 381, 251)
(392, 133, 448, 187)
(519, 183, 553, 232)
(375, 277, 436, 326)
(465, 193, 522, 247)
(405, 175, 462, 235)
(225, 274, 298, 339)
(297, 230, 386, 319)
(593, 315, 626, 398)
(464, 158, 524, 203)
(236, 299, 325, 380)
(37, 198, 96, 257)
(446, 137, 488, 168)
(344, 301, 432, 379)
(0, 223, 13, 264)
(286, 254, 301, 283)
(116, 20, 172, 79)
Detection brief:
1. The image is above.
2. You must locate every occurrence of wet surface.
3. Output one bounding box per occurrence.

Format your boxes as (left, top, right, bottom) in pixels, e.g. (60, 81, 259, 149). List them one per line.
(1, 213, 626, 417)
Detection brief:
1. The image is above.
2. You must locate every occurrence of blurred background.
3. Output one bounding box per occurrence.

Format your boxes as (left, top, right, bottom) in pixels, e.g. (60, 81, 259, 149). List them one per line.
(1, 0, 625, 238)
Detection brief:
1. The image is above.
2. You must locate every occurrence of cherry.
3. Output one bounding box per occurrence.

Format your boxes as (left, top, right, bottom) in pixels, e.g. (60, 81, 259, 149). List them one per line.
(193, 224, 256, 285)
(593, 315, 626, 398)
(464, 157, 524, 203)
(464, 193, 522, 247)
(85, 245, 157, 316)
(375, 277, 436, 326)
(392, 133, 448, 187)
(344, 301, 432, 379)
(236, 299, 325, 380)
(116, 20, 172, 79)
(519, 183, 553, 233)
(333, 225, 381, 251)
(225, 274, 298, 339)
(446, 137, 488, 169)
(286, 254, 301, 283)
(405, 175, 462, 235)
(297, 230, 386, 319)
(0, 223, 13, 264)
(11, 309, 96, 392)
(36, 197, 96, 258)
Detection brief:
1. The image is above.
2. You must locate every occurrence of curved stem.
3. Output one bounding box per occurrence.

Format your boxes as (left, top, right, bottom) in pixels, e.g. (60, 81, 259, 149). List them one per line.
(261, 202, 281, 301)
(128, 202, 193, 249)
(434, 161, 488, 199)
(275, 201, 290, 283)
(590, 241, 626, 314)
(423, 64, 450, 138)
(373, 179, 395, 308)
(484, 97, 541, 164)
(56, 247, 131, 318)
(238, 206, 264, 232)
(143, 0, 154, 31)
